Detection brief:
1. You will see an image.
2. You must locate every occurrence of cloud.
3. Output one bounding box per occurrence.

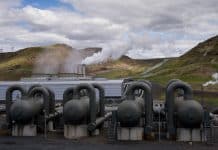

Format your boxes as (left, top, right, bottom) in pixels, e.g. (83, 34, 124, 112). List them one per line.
(0, 0, 217, 62)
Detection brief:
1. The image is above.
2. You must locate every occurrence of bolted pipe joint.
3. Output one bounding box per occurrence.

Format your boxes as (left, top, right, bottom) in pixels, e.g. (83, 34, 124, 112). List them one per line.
(87, 112, 112, 132)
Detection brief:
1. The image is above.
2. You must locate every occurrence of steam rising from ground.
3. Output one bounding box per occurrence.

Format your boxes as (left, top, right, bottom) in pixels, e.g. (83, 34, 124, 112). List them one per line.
(62, 50, 83, 73)
(33, 46, 83, 74)
(203, 73, 218, 87)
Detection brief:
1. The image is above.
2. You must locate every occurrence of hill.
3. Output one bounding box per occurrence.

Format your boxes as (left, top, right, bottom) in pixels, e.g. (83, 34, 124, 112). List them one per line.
(0, 44, 102, 80)
(147, 35, 218, 90)
(0, 35, 218, 90)
(88, 56, 163, 79)
(0, 44, 163, 80)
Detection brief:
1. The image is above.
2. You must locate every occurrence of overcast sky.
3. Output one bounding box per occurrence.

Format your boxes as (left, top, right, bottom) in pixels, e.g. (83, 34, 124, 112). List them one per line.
(0, 0, 217, 59)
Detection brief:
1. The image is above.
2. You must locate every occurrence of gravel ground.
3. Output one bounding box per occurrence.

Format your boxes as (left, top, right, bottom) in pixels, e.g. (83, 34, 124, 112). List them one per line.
(0, 136, 217, 150)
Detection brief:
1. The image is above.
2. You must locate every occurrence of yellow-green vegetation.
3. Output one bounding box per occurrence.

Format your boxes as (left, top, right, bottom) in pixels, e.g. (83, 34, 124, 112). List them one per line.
(0, 44, 72, 80)
(0, 47, 44, 80)
(147, 36, 218, 89)
(87, 56, 162, 79)
(194, 95, 218, 107)
(0, 46, 162, 80)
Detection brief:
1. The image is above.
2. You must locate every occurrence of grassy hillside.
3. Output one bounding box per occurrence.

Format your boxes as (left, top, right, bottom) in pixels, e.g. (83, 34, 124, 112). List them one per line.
(0, 47, 44, 80)
(0, 44, 162, 80)
(147, 36, 218, 90)
(87, 56, 163, 79)
(0, 44, 101, 80)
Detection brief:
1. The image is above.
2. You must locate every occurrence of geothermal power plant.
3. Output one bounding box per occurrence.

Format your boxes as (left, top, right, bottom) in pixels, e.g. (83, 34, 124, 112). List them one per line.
(0, 66, 218, 146)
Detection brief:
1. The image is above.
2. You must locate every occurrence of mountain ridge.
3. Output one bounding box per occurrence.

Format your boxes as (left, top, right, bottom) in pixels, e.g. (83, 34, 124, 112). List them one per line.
(147, 35, 218, 89)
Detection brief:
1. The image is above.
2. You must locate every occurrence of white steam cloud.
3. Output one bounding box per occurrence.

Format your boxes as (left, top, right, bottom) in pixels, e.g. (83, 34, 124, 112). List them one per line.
(203, 73, 218, 87)
(82, 38, 132, 64)
(62, 50, 83, 73)
(33, 46, 84, 74)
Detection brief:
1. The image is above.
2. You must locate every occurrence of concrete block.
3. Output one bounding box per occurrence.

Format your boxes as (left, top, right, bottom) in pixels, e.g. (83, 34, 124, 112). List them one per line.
(12, 124, 36, 136)
(64, 125, 88, 139)
(118, 127, 143, 141)
(177, 128, 191, 141)
(118, 128, 129, 140)
(130, 127, 143, 140)
(192, 129, 202, 142)
(177, 128, 203, 142)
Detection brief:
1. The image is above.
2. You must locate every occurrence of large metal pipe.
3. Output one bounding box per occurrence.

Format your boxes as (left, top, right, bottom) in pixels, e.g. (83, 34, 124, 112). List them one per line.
(28, 86, 50, 115)
(74, 84, 96, 124)
(121, 78, 134, 96)
(92, 83, 105, 117)
(9, 86, 50, 125)
(165, 79, 182, 110)
(63, 98, 89, 124)
(117, 81, 153, 135)
(6, 85, 27, 126)
(28, 85, 55, 114)
(117, 100, 142, 127)
(28, 84, 42, 93)
(10, 97, 43, 125)
(46, 106, 63, 122)
(176, 100, 203, 128)
(166, 80, 193, 136)
(46, 87, 55, 114)
(126, 81, 153, 134)
(63, 87, 74, 105)
(166, 79, 181, 90)
(63, 84, 96, 125)
(87, 112, 112, 132)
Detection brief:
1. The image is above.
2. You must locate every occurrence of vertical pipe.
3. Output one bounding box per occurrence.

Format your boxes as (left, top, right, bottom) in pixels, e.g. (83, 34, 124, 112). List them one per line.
(92, 83, 105, 117)
(63, 87, 74, 105)
(46, 88, 55, 114)
(166, 81, 193, 137)
(6, 85, 27, 126)
(165, 79, 181, 111)
(28, 87, 50, 115)
(28, 85, 55, 114)
(125, 81, 153, 135)
(28, 84, 42, 93)
(74, 84, 96, 124)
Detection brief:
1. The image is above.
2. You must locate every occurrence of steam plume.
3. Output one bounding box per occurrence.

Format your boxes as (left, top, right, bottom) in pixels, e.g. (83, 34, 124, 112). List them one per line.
(203, 73, 218, 87)
(82, 41, 131, 65)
